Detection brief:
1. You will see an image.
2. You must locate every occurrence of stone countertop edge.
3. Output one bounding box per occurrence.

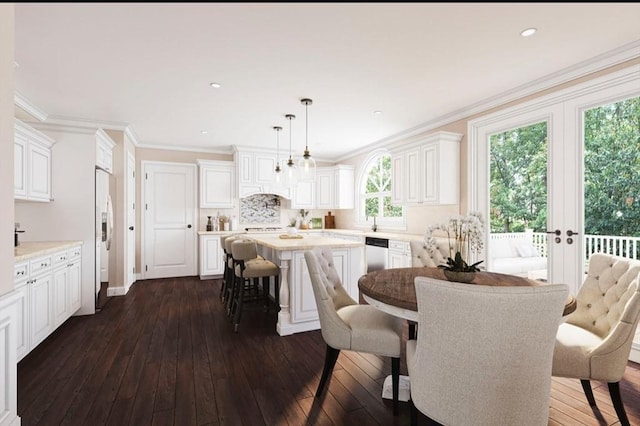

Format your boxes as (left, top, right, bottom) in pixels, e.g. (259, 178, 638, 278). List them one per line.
(15, 240, 84, 262)
(244, 234, 363, 251)
(197, 229, 424, 242)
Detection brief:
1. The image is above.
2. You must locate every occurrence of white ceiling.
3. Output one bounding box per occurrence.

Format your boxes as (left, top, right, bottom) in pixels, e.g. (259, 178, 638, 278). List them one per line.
(13, 3, 640, 160)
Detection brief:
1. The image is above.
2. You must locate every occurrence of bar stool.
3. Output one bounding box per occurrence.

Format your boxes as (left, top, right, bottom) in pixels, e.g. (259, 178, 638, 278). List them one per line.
(222, 235, 243, 310)
(229, 239, 279, 332)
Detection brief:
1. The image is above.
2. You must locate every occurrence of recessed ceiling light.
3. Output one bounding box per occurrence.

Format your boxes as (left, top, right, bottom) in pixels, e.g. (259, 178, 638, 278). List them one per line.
(520, 28, 537, 37)
(14, 61, 19, 68)
(374, 110, 382, 115)
(201, 130, 208, 135)
(209, 82, 221, 88)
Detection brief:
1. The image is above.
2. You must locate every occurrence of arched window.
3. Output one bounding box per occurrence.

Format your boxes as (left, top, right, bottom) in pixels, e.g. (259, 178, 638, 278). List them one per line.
(357, 150, 405, 228)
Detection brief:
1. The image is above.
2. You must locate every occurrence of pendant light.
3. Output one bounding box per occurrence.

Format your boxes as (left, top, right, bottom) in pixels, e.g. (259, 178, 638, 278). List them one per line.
(273, 126, 283, 184)
(298, 98, 316, 182)
(284, 114, 297, 185)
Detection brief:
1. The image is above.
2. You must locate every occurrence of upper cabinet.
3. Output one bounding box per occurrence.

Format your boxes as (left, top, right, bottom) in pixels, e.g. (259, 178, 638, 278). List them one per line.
(15, 119, 54, 202)
(316, 165, 354, 210)
(96, 129, 116, 173)
(233, 147, 291, 199)
(390, 131, 462, 206)
(198, 159, 236, 208)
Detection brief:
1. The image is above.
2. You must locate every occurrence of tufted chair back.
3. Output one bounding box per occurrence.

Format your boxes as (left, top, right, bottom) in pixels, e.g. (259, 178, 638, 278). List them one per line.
(410, 238, 456, 268)
(304, 248, 357, 349)
(568, 253, 640, 340)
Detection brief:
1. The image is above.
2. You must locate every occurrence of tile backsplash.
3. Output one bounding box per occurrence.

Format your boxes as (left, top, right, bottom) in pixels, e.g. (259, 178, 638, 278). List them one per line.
(240, 194, 281, 225)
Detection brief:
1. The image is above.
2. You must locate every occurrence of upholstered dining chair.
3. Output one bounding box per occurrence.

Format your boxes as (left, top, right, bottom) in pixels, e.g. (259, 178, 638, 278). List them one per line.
(552, 253, 640, 426)
(409, 238, 452, 268)
(407, 276, 568, 426)
(304, 248, 403, 415)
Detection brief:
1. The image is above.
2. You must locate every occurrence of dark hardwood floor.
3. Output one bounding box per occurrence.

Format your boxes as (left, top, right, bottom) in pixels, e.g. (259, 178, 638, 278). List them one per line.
(17, 276, 640, 425)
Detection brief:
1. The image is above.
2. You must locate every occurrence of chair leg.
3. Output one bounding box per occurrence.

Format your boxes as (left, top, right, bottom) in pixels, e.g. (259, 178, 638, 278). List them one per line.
(608, 382, 630, 426)
(392, 357, 400, 416)
(233, 276, 246, 332)
(263, 276, 270, 312)
(316, 345, 340, 397)
(580, 379, 597, 407)
(408, 321, 417, 340)
(409, 398, 417, 426)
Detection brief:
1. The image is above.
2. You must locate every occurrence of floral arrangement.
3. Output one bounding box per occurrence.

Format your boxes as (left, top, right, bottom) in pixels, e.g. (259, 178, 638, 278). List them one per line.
(424, 211, 485, 272)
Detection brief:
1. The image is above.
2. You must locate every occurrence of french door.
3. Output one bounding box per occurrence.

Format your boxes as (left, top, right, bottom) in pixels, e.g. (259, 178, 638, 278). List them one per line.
(470, 67, 640, 297)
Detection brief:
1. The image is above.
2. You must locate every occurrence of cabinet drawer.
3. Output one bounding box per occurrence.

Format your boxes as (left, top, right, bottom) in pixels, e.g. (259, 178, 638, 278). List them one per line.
(52, 250, 69, 268)
(14, 262, 29, 284)
(29, 255, 52, 276)
(67, 246, 82, 260)
(389, 240, 408, 252)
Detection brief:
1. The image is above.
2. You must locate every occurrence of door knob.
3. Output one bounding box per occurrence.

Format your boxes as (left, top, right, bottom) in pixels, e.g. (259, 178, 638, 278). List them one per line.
(566, 230, 579, 236)
(546, 229, 561, 236)
(187, 224, 192, 229)
(129, 226, 134, 230)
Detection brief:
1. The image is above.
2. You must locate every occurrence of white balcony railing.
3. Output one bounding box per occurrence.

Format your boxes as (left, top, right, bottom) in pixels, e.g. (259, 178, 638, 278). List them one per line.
(490, 231, 640, 262)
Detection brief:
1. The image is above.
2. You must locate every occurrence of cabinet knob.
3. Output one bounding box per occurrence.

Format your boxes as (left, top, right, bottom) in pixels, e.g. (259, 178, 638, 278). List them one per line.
(129, 226, 134, 231)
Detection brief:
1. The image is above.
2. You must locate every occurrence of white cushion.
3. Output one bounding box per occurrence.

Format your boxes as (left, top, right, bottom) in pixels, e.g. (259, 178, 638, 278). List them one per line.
(516, 243, 540, 258)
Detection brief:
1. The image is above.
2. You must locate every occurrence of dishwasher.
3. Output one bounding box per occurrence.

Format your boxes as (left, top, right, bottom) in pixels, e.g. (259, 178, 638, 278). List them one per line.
(365, 236, 389, 272)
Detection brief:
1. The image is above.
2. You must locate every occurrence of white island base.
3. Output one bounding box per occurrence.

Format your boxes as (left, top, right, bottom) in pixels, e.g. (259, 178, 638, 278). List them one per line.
(246, 233, 365, 336)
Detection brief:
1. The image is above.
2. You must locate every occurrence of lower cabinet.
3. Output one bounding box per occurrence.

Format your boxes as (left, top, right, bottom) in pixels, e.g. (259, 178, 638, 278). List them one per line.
(388, 240, 412, 268)
(199, 234, 224, 278)
(13, 244, 82, 361)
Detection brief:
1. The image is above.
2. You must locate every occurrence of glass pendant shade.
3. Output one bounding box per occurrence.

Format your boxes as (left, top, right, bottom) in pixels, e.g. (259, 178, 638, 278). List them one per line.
(297, 98, 316, 182)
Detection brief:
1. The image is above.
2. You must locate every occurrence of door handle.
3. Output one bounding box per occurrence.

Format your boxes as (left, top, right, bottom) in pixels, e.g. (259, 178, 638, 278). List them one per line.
(566, 230, 579, 236)
(546, 229, 561, 236)
(129, 226, 134, 231)
(187, 224, 192, 229)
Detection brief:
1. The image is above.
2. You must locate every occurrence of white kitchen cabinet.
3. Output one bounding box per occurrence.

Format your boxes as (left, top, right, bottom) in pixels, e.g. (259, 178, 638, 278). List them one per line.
(96, 129, 116, 173)
(198, 160, 236, 208)
(388, 240, 412, 268)
(390, 131, 462, 206)
(68, 251, 82, 314)
(14, 244, 82, 360)
(53, 263, 69, 328)
(29, 254, 54, 349)
(15, 119, 54, 202)
(199, 234, 224, 277)
(316, 165, 355, 210)
(13, 261, 30, 361)
(291, 180, 315, 209)
(233, 147, 291, 199)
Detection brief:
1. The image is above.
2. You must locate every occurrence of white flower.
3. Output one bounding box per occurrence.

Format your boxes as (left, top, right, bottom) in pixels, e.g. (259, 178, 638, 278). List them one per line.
(424, 211, 485, 271)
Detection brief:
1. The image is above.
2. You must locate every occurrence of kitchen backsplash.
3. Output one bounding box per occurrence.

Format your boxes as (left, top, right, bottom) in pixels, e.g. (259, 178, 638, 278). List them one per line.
(240, 194, 280, 225)
(199, 194, 332, 230)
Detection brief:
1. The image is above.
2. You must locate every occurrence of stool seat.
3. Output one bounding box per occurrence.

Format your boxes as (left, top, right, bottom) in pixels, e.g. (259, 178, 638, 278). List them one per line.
(235, 259, 279, 278)
(230, 239, 280, 332)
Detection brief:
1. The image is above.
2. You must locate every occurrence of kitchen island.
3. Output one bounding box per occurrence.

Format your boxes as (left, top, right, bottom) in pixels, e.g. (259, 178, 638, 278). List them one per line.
(245, 233, 364, 336)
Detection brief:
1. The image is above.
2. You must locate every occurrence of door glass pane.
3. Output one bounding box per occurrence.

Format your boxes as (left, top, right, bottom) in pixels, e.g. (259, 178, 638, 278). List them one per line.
(488, 121, 548, 281)
(584, 95, 640, 262)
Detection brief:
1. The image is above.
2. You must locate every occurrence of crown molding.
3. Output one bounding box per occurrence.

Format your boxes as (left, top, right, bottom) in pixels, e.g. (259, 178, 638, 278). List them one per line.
(136, 142, 232, 155)
(14, 91, 48, 122)
(336, 40, 640, 163)
(124, 126, 140, 146)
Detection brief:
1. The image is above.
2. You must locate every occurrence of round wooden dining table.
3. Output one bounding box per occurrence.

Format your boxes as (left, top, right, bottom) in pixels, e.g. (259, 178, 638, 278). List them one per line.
(358, 267, 577, 322)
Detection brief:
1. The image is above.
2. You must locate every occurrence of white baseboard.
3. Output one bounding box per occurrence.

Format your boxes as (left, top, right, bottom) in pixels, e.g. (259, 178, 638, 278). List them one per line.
(107, 286, 127, 297)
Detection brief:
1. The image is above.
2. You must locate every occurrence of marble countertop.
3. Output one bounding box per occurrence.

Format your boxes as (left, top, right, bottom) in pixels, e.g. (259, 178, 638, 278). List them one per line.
(198, 228, 424, 242)
(15, 240, 84, 262)
(243, 233, 363, 251)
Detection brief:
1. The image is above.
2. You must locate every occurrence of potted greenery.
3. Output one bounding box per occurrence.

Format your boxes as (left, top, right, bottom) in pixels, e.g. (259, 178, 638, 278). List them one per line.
(424, 211, 485, 283)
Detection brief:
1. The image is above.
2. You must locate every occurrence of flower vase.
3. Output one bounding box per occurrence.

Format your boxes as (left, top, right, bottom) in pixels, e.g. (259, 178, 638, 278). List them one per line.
(443, 270, 476, 284)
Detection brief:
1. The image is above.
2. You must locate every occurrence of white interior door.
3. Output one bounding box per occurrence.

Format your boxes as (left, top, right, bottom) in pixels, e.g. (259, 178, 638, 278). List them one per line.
(127, 152, 136, 287)
(143, 162, 197, 279)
